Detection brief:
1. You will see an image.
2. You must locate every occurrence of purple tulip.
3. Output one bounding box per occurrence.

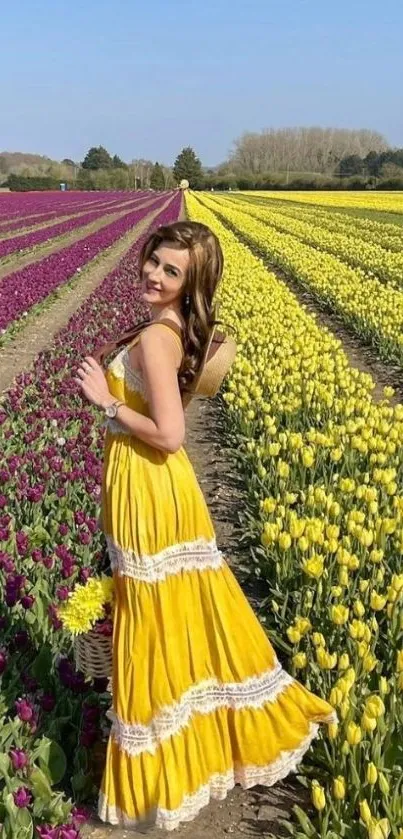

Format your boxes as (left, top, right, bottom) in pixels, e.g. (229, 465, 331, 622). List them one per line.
(71, 804, 89, 825)
(16, 531, 29, 556)
(58, 523, 69, 536)
(13, 786, 32, 808)
(14, 630, 30, 650)
(20, 594, 35, 609)
(36, 825, 60, 839)
(59, 827, 80, 839)
(56, 586, 70, 601)
(31, 549, 43, 563)
(0, 649, 8, 675)
(15, 698, 34, 722)
(10, 748, 29, 771)
(0, 494, 7, 508)
(74, 511, 85, 526)
(40, 693, 56, 712)
(43, 556, 54, 570)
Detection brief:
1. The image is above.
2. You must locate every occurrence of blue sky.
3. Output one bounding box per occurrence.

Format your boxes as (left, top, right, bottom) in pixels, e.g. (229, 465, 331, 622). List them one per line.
(2, 0, 402, 166)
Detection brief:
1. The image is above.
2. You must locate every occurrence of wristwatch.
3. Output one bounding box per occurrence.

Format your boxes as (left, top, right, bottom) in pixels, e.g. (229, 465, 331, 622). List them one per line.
(104, 400, 124, 419)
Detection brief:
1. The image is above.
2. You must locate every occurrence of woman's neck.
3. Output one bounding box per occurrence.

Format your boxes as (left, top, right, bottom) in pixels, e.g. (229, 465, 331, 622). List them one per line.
(150, 303, 184, 327)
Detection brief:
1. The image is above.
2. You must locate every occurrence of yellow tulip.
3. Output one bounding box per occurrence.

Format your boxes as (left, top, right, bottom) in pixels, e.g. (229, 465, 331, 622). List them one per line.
(339, 567, 349, 586)
(379, 677, 389, 696)
(312, 632, 326, 647)
(338, 653, 350, 670)
(328, 722, 339, 740)
(354, 600, 365, 618)
(359, 799, 373, 827)
(295, 616, 312, 636)
(361, 712, 377, 732)
(378, 772, 390, 795)
(329, 687, 344, 707)
(302, 554, 324, 578)
(286, 626, 302, 644)
(370, 591, 387, 611)
(333, 776, 346, 800)
(365, 696, 385, 719)
(278, 532, 292, 550)
(346, 722, 362, 745)
(366, 762, 378, 785)
(293, 652, 307, 669)
(397, 650, 403, 671)
(311, 781, 326, 811)
(368, 819, 391, 839)
(363, 652, 378, 672)
(331, 605, 349, 625)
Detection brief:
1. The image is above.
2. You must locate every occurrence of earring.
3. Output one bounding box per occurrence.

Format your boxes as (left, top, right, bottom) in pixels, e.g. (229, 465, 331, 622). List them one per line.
(185, 293, 190, 307)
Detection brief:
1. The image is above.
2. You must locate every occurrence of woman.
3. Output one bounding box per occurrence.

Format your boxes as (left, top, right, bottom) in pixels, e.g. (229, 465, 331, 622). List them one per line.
(76, 221, 335, 831)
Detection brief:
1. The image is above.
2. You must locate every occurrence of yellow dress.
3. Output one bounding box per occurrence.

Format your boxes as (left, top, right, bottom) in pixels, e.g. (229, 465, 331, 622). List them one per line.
(98, 324, 335, 831)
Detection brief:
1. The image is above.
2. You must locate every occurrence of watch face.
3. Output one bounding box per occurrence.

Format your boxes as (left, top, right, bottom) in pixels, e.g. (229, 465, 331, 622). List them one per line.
(106, 404, 116, 418)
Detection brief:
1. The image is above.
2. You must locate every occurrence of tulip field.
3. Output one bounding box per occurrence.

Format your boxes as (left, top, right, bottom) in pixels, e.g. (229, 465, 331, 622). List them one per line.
(1, 186, 403, 839)
(186, 190, 403, 839)
(0, 191, 181, 837)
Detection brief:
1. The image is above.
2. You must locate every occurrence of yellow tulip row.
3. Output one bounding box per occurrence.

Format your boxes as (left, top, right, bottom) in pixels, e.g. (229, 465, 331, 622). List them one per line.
(186, 191, 403, 837)
(217, 194, 403, 289)
(250, 189, 403, 214)
(228, 192, 403, 254)
(201, 192, 403, 365)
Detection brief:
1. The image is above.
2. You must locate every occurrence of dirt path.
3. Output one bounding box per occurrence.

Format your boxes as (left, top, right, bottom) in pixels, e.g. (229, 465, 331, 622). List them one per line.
(0, 195, 157, 280)
(82, 395, 299, 839)
(0, 197, 172, 393)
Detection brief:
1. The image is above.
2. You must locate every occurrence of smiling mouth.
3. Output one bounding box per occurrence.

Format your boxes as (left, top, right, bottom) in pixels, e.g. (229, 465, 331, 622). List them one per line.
(145, 283, 160, 292)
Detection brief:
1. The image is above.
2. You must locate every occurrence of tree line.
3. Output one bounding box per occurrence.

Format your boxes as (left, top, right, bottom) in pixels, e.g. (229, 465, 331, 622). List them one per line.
(2, 129, 403, 192)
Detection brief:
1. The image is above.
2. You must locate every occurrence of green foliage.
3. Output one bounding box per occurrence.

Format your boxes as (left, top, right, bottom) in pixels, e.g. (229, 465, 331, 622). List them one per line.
(150, 162, 165, 190)
(5, 174, 68, 192)
(112, 154, 128, 169)
(81, 145, 113, 170)
(173, 147, 203, 188)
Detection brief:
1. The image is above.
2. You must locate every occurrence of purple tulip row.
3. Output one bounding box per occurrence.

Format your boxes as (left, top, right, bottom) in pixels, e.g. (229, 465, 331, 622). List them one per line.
(0, 192, 171, 331)
(0, 194, 153, 260)
(0, 190, 125, 220)
(0, 193, 148, 236)
(0, 192, 181, 834)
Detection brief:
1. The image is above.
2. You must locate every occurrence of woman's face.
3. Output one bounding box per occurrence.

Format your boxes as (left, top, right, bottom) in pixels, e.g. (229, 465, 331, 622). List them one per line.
(141, 241, 190, 309)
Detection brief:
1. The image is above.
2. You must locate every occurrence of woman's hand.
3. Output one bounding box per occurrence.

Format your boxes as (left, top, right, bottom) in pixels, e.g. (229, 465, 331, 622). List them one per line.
(75, 357, 113, 409)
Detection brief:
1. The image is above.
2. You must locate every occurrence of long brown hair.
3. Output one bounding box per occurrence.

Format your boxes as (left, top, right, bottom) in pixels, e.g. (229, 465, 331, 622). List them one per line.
(139, 220, 224, 395)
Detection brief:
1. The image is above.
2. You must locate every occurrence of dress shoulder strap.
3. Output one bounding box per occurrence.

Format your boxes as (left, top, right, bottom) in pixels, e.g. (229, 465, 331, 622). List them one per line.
(93, 318, 184, 366)
(150, 319, 184, 357)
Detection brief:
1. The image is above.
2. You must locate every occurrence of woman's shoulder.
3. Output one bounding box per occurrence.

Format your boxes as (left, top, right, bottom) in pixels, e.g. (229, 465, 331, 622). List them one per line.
(139, 320, 184, 365)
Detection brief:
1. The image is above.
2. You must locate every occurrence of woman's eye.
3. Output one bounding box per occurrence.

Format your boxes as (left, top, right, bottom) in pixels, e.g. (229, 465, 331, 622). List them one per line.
(165, 268, 177, 277)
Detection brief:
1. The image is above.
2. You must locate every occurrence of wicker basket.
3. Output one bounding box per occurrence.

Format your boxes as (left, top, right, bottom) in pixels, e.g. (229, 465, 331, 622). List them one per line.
(73, 628, 113, 683)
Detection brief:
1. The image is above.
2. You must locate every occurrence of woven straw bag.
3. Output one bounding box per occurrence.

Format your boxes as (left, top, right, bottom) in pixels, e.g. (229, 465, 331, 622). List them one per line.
(73, 628, 113, 682)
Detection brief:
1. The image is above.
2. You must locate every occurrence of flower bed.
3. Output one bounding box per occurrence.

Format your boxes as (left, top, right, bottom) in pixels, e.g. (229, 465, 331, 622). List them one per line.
(0, 193, 181, 836)
(0, 192, 170, 332)
(187, 191, 403, 839)
(0, 194, 149, 257)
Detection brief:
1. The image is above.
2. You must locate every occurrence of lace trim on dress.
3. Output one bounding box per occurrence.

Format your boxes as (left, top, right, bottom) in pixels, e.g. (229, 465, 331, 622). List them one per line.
(98, 722, 323, 831)
(106, 535, 225, 582)
(107, 348, 148, 401)
(108, 662, 294, 756)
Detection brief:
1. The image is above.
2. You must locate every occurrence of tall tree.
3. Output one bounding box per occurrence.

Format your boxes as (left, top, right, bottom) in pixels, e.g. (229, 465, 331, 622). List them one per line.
(112, 154, 128, 169)
(150, 162, 165, 190)
(173, 147, 203, 188)
(81, 146, 113, 170)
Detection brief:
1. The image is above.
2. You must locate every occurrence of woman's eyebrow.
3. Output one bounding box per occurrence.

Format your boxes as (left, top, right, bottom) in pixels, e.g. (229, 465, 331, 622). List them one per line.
(165, 262, 182, 275)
